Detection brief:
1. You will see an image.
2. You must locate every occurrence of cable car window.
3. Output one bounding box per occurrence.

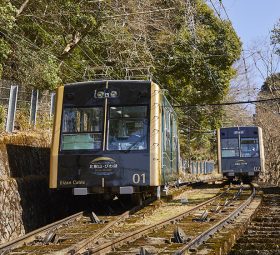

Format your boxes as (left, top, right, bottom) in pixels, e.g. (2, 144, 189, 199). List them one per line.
(61, 107, 103, 150)
(110, 106, 147, 119)
(171, 116, 176, 152)
(108, 106, 148, 151)
(162, 109, 166, 150)
(166, 111, 171, 152)
(221, 138, 239, 158)
(240, 138, 259, 158)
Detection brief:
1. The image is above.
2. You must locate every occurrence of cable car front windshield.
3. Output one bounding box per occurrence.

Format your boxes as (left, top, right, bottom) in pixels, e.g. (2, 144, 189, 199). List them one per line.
(107, 106, 148, 151)
(221, 138, 239, 158)
(221, 137, 259, 158)
(61, 107, 103, 150)
(240, 138, 259, 157)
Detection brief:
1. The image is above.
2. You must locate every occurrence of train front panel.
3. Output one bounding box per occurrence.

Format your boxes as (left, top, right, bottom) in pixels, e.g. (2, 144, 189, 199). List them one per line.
(50, 80, 162, 194)
(218, 126, 263, 178)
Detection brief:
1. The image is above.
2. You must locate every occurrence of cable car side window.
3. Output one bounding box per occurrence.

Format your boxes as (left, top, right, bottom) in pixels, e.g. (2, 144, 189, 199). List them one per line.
(61, 107, 103, 150)
(240, 138, 259, 158)
(107, 106, 148, 151)
(221, 138, 239, 158)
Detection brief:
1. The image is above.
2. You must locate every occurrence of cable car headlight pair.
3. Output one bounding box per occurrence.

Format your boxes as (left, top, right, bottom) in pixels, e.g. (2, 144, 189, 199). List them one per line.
(95, 90, 118, 98)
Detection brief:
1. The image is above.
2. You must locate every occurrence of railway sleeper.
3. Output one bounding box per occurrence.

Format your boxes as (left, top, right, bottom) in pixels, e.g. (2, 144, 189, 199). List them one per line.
(229, 249, 280, 255)
(261, 200, 280, 204)
(144, 236, 169, 245)
(237, 237, 280, 244)
(232, 242, 280, 250)
(246, 231, 280, 236)
(261, 203, 280, 207)
(249, 223, 280, 228)
(253, 217, 280, 223)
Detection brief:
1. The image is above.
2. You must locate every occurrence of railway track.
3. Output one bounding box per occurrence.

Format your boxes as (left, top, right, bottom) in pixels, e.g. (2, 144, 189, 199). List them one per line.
(91, 184, 254, 255)
(0, 182, 224, 255)
(229, 186, 280, 255)
(0, 210, 130, 255)
(0, 197, 156, 255)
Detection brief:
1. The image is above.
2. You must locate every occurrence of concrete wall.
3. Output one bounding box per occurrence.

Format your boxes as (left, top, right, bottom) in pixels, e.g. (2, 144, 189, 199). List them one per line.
(0, 132, 76, 244)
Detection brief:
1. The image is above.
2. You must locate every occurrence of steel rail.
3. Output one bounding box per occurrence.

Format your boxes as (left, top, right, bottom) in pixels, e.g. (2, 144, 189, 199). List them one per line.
(0, 211, 84, 254)
(56, 209, 134, 255)
(0, 183, 226, 255)
(84, 188, 230, 255)
(0, 196, 156, 255)
(56, 196, 156, 255)
(173, 184, 256, 255)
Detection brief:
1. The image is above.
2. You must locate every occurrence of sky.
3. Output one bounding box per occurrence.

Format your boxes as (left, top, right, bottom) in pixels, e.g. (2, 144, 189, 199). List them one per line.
(215, 1, 280, 106)
(222, 0, 280, 49)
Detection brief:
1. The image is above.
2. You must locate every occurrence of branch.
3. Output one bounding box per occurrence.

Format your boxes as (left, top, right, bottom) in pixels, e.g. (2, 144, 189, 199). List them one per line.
(60, 23, 92, 59)
(61, 31, 82, 57)
(17, 0, 30, 17)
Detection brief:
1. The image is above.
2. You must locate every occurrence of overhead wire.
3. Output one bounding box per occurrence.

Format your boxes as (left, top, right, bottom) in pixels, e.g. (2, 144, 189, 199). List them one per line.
(173, 97, 280, 108)
(15, 0, 236, 85)
(242, 50, 252, 100)
(4, 0, 264, 113)
(0, 29, 80, 83)
(2, 2, 128, 82)
(208, 2, 280, 118)
(18, 2, 158, 78)
(0, 26, 82, 80)
(185, 0, 226, 97)
(95, 0, 155, 79)
(208, 0, 222, 20)
(58, 15, 124, 80)
(219, 0, 230, 21)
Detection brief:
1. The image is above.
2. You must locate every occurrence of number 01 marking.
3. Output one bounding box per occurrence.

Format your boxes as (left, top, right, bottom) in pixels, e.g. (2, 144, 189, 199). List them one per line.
(132, 173, 146, 184)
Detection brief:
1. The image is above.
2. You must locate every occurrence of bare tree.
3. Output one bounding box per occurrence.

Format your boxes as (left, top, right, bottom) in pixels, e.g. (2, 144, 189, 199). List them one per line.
(250, 39, 280, 185)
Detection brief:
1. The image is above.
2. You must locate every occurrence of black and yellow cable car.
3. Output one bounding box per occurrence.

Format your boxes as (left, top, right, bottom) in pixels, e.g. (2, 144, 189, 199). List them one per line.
(50, 80, 180, 197)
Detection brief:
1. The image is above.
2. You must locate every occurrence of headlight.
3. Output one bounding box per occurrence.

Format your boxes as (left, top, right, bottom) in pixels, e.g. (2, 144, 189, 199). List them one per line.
(110, 90, 118, 98)
(96, 91, 104, 98)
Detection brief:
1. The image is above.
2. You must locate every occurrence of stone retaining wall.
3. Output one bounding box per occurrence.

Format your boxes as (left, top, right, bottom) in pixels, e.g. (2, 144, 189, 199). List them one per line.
(0, 132, 75, 245)
(0, 177, 24, 243)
